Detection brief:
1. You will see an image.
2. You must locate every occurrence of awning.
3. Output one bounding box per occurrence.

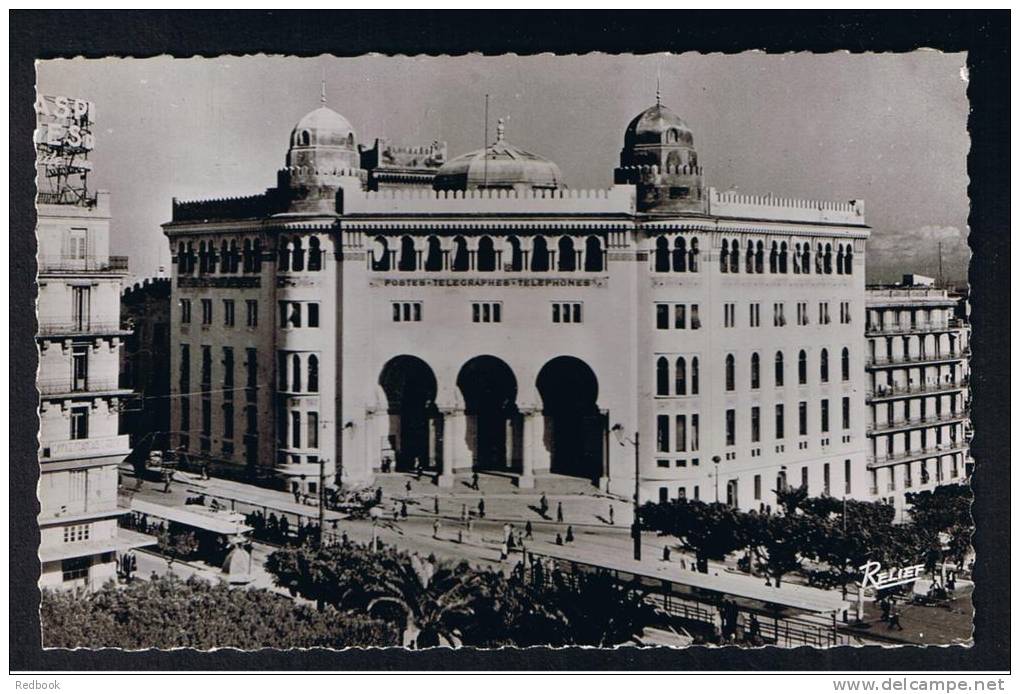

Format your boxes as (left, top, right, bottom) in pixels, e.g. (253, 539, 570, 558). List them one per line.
(131, 498, 253, 536)
(39, 528, 156, 563)
(533, 547, 849, 615)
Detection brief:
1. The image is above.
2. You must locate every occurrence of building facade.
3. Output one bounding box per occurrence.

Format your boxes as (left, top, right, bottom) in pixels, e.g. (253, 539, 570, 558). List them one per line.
(864, 278, 971, 517)
(121, 277, 172, 449)
(37, 192, 154, 590)
(163, 98, 872, 510)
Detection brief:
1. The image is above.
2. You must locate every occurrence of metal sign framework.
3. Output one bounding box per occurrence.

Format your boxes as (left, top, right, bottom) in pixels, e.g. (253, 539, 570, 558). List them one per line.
(34, 95, 96, 206)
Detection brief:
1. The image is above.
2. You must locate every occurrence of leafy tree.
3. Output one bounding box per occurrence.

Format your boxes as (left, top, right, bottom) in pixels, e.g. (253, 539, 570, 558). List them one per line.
(905, 484, 974, 572)
(157, 528, 199, 569)
(640, 499, 745, 572)
(41, 575, 397, 649)
(740, 511, 816, 587)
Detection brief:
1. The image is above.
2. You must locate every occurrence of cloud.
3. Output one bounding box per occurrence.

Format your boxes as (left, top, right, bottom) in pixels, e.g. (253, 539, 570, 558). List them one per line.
(866, 225, 971, 284)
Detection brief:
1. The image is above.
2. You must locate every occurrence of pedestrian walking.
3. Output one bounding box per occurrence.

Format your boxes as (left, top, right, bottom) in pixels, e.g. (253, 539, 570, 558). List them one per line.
(405, 479, 412, 495)
(525, 520, 533, 539)
(471, 472, 480, 490)
(434, 496, 440, 515)
(293, 488, 301, 504)
(433, 519, 441, 539)
(608, 504, 615, 525)
(457, 529, 463, 544)
(466, 518, 474, 535)
(392, 507, 399, 522)
(162, 468, 174, 494)
(888, 610, 903, 631)
(400, 500, 408, 518)
(879, 597, 891, 623)
(374, 487, 383, 505)
(539, 492, 549, 517)
(555, 533, 563, 546)
(503, 522, 512, 544)
(556, 501, 563, 524)
(565, 525, 574, 543)
(679, 557, 687, 570)
(478, 498, 486, 519)
(500, 541, 509, 561)
(662, 545, 671, 562)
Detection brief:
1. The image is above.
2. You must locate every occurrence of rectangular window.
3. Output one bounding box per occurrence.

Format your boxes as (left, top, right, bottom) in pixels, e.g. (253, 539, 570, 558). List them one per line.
(181, 298, 192, 324)
(775, 404, 785, 439)
(749, 302, 760, 328)
(845, 459, 852, 495)
(245, 348, 257, 387)
(223, 299, 235, 327)
(799, 401, 808, 436)
(392, 302, 423, 322)
(180, 397, 190, 432)
(801, 466, 809, 491)
(824, 463, 831, 495)
(754, 474, 762, 501)
(691, 304, 700, 329)
(222, 347, 234, 389)
(223, 402, 234, 439)
(842, 397, 851, 430)
(71, 286, 90, 330)
(245, 299, 258, 327)
(656, 415, 670, 453)
(71, 343, 89, 391)
(471, 302, 502, 323)
(62, 556, 91, 582)
(201, 299, 213, 325)
(821, 399, 830, 433)
(656, 304, 669, 330)
(308, 412, 319, 449)
(200, 345, 212, 388)
(751, 406, 761, 443)
(674, 304, 686, 330)
(68, 227, 88, 259)
(675, 414, 687, 452)
(201, 398, 211, 436)
(63, 524, 91, 543)
(308, 303, 320, 328)
(552, 302, 583, 323)
(724, 303, 735, 328)
(797, 301, 809, 326)
(725, 409, 735, 446)
(773, 302, 785, 327)
(291, 410, 301, 448)
(691, 414, 699, 451)
(819, 301, 830, 325)
(69, 406, 89, 440)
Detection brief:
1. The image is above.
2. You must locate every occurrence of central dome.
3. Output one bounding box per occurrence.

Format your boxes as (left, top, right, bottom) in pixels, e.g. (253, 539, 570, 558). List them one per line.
(433, 119, 563, 192)
(624, 102, 694, 148)
(289, 106, 356, 150)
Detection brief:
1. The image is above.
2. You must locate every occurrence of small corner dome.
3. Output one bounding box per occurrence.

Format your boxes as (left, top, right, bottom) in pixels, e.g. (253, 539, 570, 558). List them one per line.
(290, 106, 357, 149)
(433, 120, 562, 192)
(624, 103, 694, 147)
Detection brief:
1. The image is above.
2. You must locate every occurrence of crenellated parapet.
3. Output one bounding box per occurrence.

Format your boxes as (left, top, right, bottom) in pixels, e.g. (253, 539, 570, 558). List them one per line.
(343, 185, 637, 215)
(707, 187, 866, 226)
(171, 193, 285, 222)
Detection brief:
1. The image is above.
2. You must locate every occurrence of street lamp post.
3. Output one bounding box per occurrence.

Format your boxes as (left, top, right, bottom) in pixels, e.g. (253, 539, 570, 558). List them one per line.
(712, 455, 721, 503)
(612, 424, 641, 562)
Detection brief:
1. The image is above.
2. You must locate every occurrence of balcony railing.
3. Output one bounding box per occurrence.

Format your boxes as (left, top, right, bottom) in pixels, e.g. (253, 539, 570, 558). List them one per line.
(867, 411, 969, 434)
(37, 319, 129, 337)
(865, 318, 966, 336)
(867, 350, 968, 368)
(38, 378, 124, 396)
(868, 442, 967, 468)
(867, 377, 969, 400)
(38, 255, 129, 273)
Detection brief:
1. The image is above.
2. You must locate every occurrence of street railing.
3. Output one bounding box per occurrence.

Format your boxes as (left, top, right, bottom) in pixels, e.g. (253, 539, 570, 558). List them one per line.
(37, 255, 129, 273)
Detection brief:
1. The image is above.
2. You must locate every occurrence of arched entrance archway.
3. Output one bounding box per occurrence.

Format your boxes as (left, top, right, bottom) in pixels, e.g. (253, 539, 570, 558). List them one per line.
(536, 356, 605, 482)
(456, 356, 519, 471)
(379, 356, 439, 472)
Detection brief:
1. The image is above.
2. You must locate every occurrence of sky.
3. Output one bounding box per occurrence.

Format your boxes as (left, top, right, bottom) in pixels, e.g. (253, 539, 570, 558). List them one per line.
(35, 52, 971, 284)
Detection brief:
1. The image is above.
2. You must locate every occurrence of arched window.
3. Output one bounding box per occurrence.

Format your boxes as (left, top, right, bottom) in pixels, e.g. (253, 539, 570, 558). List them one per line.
(398, 235, 417, 272)
(371, 237, 389, 271)
(253, 239, 263, 272)
(291, 354, 302, 393)
(477, 236, 496, 272)
(299, 130, 310, 146)
(177, 242, 187, 274)
(755, 241, 764, 274)
(802, 244, 811, 274)
(242, 239, 253, 273)
(798, 350, 808, 385)
(841, 347, 850, 382)
(725, 354, 735, 391)
(720, 240, 730, 273)
(779, 241, 788, 273)
(558, 236, 576, 271)
(666, 128, 679, 144)
(219, 241, 229, 273)
(655, 237, 670, 272)
(656, 357, 669, 396)
(844, 247, 853, 274)
(451, 236, 469, 272)
(292, 238, 305, 272)
(672, 237, 687, 272)
(689, 237, 700, 272)
(307, 355, 319, 393)
(730, 239, 740, 273)
(751, 352, 760, 389)
(691, 357, 700, 394)
(308, 237, 322, 271)
(675, 357, 687, 395)
(836, 245, 845, 275)
(775, 351, 784, 387)
(277, 238, 290, 271)
(824, 243, 833, 274)
(769, 241, 778, 273)
(745, 240, 754, 274)
(820, 348, 829, 383)
(424, 236, 443, 271)
(507, 236, 524, 272)
(793, 243, 801, 274)
(816, 243, 824, 274)
(531, 236, 549, 272)
(584, 235, 604, 272)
